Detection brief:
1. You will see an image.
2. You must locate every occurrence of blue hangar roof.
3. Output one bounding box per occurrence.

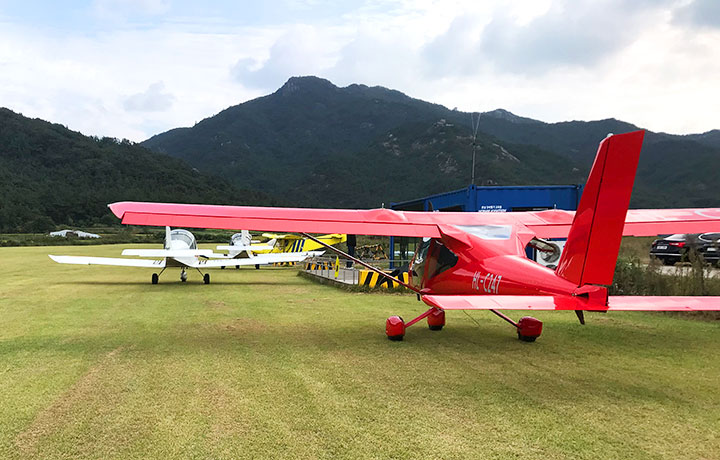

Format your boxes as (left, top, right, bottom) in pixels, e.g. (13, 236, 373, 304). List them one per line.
(390, 184, 582, 213)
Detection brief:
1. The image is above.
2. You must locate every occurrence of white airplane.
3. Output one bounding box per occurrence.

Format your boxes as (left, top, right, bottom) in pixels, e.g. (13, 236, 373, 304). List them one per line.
(49, 227, 314, 284)
(213, 230, 324, 269)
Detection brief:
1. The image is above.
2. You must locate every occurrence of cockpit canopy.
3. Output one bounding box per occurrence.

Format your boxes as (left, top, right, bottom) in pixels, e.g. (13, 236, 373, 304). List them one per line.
(170, 229, 197, 249)
(230, 230, 251, 246)
(409, 238, 459, 289)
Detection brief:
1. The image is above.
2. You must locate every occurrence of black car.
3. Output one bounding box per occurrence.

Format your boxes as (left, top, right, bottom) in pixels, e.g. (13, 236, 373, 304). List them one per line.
(650, 233, 720, 265)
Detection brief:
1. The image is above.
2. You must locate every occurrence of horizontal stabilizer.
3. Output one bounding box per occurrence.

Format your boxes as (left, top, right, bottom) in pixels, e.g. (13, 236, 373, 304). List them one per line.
(191, 251, 313, 268)
(49, 255, 165, 268)
(423, 294, 720, 312)
(121, 249, 215, 258)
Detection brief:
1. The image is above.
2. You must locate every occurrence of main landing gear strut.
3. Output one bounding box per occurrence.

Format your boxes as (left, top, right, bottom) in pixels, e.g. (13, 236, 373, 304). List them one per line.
(150, 268, 211, 284)
(385, 308, 543, 342)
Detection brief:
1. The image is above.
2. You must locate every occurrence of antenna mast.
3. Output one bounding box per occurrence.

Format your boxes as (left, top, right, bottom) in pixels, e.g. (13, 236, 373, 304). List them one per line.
(470, 112, 481, 186)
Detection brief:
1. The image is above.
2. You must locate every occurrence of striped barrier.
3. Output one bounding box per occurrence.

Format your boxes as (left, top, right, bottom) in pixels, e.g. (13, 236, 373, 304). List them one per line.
(358, 270, 409, 289)
(305, 261, 334, 271)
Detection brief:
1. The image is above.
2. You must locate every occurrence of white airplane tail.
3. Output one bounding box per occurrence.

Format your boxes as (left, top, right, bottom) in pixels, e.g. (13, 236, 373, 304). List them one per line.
(240, 230, 252, 247)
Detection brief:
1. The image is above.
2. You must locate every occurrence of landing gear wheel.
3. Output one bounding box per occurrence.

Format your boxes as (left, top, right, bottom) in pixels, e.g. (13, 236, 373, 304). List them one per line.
(236, 265, 240, 270)
(151, 273, 159, 284)
(516, 316, 543, 343)
(203, 273, 210, 284)
(386, 316, 405, 341)
(180, 271, 188, 283)
(221, 266, 225, 270)
(427, 309, 445, 331)
(255, 264, 260, 270)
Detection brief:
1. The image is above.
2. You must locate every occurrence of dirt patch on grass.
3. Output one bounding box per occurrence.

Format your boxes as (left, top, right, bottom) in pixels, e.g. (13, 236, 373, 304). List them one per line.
(206, 300, 230, 311)
(14, 346, 126, 456)
(223, 318, 267, 334)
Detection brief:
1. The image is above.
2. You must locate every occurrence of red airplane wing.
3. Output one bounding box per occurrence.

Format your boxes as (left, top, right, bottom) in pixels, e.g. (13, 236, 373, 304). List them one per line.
(526, 208, 720, 239)
(108, 202, 720, 239)
(422, 294, 720, 311)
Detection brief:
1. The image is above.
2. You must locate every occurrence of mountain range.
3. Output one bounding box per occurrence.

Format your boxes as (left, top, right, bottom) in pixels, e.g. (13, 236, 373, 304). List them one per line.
(143, 77, 584, 208)
(144, 76, 720, 208)
(1, 76, 718, 231)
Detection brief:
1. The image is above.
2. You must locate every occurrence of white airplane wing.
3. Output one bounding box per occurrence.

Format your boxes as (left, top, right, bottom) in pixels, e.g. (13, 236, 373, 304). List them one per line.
(121, 249, 215, 258)
(49, 255, 165, 268)
(215, 244, 275, 252)
(190, 252, 313, 268)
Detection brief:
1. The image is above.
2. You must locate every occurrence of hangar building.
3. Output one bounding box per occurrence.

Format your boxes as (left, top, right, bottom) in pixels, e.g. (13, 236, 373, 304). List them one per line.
(388, 185, 582, 268)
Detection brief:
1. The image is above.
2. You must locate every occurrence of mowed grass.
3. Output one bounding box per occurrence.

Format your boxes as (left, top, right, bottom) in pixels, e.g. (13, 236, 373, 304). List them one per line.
(1, 245, 720, 459)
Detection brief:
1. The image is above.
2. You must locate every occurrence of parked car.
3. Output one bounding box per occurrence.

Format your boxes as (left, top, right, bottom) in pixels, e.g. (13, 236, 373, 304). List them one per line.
(650, 233, 720, 265)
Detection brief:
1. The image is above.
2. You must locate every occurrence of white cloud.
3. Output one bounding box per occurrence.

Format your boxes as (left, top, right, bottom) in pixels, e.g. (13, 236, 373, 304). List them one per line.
(0, 0, 718, 141)
(231, 25, 344, 89)
(124, 81, 175, 112)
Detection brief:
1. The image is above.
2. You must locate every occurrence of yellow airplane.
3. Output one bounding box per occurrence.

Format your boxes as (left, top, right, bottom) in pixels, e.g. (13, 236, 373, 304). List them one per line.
(217, 231, 346, 258)
(259, 233, 346, 254)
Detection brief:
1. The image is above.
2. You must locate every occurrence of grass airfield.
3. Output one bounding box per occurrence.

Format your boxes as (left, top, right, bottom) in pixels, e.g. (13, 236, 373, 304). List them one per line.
(1, 244, 720, 459)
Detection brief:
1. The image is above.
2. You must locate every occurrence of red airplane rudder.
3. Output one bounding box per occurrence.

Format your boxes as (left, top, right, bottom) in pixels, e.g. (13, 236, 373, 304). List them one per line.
(555, 131, 645, 287)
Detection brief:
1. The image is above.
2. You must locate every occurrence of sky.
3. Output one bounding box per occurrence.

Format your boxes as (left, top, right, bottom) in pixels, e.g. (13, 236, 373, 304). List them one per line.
(0, 0, 718, 141)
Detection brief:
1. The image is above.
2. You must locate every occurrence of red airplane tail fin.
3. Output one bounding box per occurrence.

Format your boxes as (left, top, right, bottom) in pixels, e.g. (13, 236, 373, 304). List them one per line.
(555, 131, 645, 287)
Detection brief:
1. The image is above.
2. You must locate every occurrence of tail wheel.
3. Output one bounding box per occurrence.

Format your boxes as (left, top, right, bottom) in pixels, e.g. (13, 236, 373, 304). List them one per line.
(151, 273, 159, 284)
(516, 316, 543, 342)
(203, 273, 210, 284)
(385, 316, 405, 341)
(427, 309, 445, 331)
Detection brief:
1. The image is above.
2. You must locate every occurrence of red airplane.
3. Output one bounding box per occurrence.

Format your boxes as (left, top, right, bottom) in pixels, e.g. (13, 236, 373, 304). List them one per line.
(108, 131, 720, 342)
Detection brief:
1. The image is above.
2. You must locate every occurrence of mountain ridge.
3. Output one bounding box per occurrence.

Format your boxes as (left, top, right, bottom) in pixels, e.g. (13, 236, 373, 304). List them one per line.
(143, 76, 720, 209)
(142, 76, 585, 208)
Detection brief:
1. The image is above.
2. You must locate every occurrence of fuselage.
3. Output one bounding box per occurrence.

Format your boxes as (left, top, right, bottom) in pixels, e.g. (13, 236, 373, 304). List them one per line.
(165, 228, 198, 267)
(409, 226, 578, 297)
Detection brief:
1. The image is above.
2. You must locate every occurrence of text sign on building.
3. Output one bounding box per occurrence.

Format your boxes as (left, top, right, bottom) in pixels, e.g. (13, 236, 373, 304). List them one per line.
(479, 204, 507, 212)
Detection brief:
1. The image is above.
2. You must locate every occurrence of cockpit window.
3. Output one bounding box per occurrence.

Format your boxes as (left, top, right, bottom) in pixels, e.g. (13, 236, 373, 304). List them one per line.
(410, 238, 432, 286)
(170, 229, 197, 249)
(430, 243, 458, 278)
(455, 224, 512, 240)
(414, 238, 432, 264)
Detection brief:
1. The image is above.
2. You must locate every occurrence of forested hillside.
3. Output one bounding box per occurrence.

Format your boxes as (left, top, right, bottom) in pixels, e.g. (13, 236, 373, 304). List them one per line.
(3, 76, 718, 233)
(144, 76, 720, 209)
(0, 108, 275, 232)
(143, 77, 585, 208)
(477, 111, 720, 207)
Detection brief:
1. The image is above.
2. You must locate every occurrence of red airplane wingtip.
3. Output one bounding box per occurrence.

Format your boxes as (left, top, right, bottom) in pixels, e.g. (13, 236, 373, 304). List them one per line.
(108, 202, 123, 219)
(107, 202, 127, 219)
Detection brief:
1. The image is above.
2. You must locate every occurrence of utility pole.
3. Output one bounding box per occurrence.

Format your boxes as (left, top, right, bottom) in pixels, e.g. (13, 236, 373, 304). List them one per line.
(470, 112, 481, 186)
